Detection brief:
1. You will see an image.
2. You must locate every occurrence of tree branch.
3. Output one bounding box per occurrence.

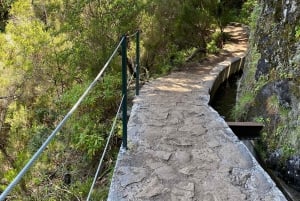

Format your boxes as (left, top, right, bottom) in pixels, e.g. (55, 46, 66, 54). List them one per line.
(0, 95, 17, 100)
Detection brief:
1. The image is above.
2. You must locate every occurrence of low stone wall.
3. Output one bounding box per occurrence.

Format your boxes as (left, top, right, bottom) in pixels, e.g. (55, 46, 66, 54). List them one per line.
(209, 56, 245, 101)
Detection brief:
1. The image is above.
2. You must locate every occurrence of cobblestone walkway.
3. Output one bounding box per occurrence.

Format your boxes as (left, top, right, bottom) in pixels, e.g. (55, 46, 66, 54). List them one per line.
(108, 25, 287, 201)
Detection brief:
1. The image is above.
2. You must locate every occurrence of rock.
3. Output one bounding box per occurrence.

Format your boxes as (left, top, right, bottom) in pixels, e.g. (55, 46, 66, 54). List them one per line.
(154, 165, 177, 180)
(171, 181, 195, 201)
(229, 167, 251, 187)
(255, 58, 271, 80)
(174, 151, 192, 164)
(136, 177, 165, 198)
(266, 149, 283, 170)
(238, 1, 300, 183)
(148, 150, 172, 161)
(274, 80, 291, 108)
(249, 79, 292, 128)
(283, 155, 300, 190)
(163, 137, 193, 147)
(179, 166, 196, 176)
(203, 192, 219, 201)
(118, 166, 147, 187)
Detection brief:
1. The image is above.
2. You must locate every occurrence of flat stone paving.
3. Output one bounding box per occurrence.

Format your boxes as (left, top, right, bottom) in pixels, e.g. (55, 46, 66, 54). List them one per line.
(108, 25, 287, 201)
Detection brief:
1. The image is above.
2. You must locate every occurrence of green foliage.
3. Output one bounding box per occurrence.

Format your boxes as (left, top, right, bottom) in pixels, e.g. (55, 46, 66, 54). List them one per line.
(231, 91, 254, 120)
(5, 102, 28, 135)
(174, 47, 197, 65)
(70, 179, 94, 200)
(28, 125, 51, 153)
(239, 0, 258, 25)
(254, 75, 268, 93)
(154, 64, 172, 77)
(295, 25, 300, 40)
(59, 73, 121, 159)
(142, 0, 225, 73)
(248, 2, 261, 31)
(206, 31, 229, 54)
(175, 0, 216, 48)
(142, 0, 249, 73)
(0, 0, 254, 199)
(214, 2, 240, 31)
(0, 0, 15, 31)
(282, 144, 296, 158)
(233, 44, 261, 121)
(0, 0, 125, 198)
(236, 1, 300, 161)
(207, 40, 219, 54)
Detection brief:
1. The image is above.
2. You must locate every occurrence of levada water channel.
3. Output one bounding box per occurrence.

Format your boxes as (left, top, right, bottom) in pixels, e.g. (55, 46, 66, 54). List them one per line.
(209, 71, 300, 201)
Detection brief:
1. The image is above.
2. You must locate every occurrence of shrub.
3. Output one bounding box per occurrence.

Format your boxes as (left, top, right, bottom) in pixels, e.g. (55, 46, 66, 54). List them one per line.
(295, 25, 300, 40)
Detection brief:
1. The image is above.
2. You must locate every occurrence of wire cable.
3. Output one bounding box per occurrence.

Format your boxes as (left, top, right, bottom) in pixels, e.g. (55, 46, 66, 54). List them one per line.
(127, 67, 136, 88)
(86, 95, 124, 201)
(86, 61, 137, 200)
(0, 37, 125, 201)
(127, 30, 139, 38)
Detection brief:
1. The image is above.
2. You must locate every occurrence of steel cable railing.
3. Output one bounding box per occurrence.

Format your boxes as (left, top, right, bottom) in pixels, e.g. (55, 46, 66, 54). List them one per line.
(0, 30, 140, 201)
(86, 95, 125, 201)
(86, 66, 137, 201)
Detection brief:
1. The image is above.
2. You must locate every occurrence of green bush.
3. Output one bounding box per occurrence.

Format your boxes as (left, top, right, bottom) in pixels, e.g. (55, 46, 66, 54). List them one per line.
(239, 0, 258, 25)
(231, 91, 254, 120)
(295, 25, 300, 40)
(207, 31, 231, 54)
(207, 40, 220, 54)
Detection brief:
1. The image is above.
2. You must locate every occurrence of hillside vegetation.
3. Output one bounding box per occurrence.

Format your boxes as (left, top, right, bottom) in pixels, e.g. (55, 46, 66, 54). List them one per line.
(0, 0, 248, 200)
(236, 0, 300, 190)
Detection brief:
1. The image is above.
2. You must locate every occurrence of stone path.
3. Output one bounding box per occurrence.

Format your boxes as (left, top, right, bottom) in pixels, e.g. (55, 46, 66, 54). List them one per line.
(108, 25, 287, 201)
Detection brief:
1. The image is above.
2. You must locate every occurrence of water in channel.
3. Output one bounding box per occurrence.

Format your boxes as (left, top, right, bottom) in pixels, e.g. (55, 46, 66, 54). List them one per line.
(209, 71, 300, 201)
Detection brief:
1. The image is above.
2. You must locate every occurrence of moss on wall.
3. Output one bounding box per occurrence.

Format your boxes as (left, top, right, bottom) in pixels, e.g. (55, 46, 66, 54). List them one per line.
(237, 0, 300, 167)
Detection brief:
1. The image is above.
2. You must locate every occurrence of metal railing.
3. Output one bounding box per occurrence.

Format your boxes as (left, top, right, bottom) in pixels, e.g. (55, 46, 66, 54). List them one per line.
(0, 30, 140, 201)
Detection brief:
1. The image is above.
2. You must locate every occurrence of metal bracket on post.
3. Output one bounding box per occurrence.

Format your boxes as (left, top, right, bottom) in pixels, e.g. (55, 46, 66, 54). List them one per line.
(135, 30, 140, 96)
(121, 35, 128, 150)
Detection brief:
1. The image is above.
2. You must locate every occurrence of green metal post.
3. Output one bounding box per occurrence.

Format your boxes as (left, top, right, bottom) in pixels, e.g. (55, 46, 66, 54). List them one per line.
(121, 36, 127, 150)
(136, 30, 140, 96)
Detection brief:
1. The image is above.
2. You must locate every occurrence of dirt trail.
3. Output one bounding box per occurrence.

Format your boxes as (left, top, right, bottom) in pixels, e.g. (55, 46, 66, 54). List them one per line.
(182, 24, 248, 74)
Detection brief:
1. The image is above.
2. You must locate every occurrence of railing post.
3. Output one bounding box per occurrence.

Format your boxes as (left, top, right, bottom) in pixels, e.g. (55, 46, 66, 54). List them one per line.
(121, 35, 128, 150)
(135, 30, 140, 96)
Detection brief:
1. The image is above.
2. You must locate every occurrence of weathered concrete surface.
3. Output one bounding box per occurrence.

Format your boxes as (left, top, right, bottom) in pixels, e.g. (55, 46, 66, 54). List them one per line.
(108, 25, 287, 201)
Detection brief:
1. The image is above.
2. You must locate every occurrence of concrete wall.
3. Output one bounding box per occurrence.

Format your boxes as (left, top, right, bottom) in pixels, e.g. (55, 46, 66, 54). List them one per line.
(209, 56, 245, 102)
